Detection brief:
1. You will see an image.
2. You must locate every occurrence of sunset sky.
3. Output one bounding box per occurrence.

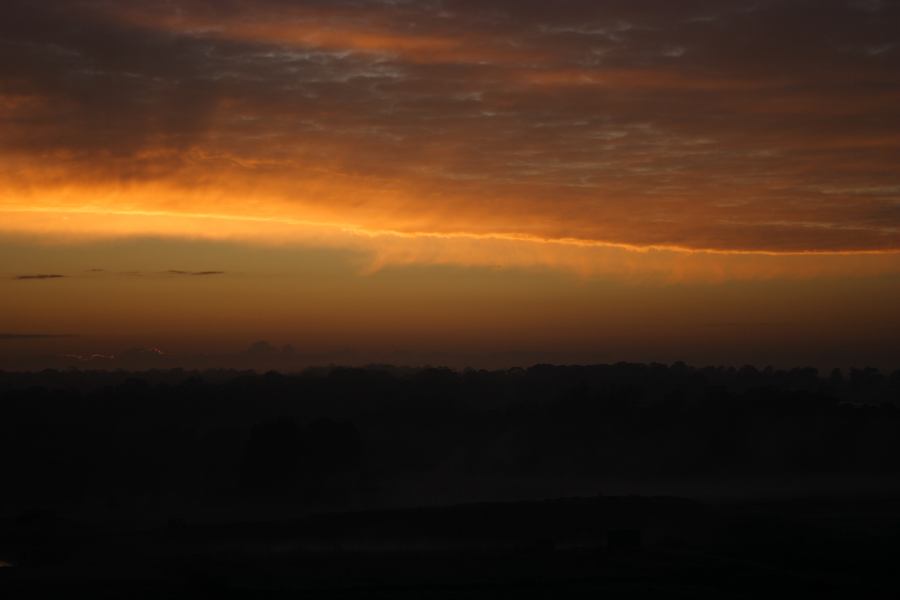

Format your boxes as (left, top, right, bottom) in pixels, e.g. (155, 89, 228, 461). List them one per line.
(2, 0, 899, 369)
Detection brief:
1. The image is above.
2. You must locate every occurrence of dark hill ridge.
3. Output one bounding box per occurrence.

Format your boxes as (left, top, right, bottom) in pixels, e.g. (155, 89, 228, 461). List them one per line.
(2, 363, 899, 519)
(2, 364, 900, 596)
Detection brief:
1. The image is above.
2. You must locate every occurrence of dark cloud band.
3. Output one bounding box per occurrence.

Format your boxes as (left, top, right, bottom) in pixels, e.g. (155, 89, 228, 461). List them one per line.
(166, 270, 225, 276)
(14, 274, 65, 280)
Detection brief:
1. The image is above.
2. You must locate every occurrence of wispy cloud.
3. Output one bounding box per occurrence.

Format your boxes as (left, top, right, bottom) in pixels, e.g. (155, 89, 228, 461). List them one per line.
(82, 269, 225, 277)
(166, 270, 225, 276)
(13, 274, 65, 280)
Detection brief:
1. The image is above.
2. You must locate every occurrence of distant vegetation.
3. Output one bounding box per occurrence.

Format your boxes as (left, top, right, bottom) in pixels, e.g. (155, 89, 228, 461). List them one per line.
(1, 363, 899, 516)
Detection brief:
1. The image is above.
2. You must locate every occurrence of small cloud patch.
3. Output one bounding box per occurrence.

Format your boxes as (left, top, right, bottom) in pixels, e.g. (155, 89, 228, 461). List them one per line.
(14, 274, 65, 280)
(167, 270, 225, 276)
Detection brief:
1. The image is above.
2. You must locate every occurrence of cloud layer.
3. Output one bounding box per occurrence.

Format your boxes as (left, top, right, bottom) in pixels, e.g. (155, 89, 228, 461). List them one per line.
(2, 0, 899, 258)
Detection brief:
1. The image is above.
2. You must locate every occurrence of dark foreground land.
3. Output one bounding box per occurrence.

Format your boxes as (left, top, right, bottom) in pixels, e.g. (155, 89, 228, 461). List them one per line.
(2, 363, 900, 596)
(3, 495, 900, 597)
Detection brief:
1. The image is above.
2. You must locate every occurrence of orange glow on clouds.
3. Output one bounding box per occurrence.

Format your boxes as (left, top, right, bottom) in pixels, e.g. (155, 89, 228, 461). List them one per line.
(2, 1, 900, 368)
(3, 198, 900, 283)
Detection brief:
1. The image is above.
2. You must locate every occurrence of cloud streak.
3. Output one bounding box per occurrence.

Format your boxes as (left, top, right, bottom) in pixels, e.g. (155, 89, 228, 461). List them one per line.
(166, 270, 225, 276)
(13, 274, 65, 280)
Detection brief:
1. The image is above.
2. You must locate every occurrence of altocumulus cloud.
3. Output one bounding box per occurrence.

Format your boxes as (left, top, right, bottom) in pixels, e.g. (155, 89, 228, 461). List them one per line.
(0, 0, 899, 254)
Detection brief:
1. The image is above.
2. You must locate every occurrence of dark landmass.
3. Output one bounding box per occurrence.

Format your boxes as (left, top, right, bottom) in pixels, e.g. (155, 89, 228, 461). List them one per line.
(2, 362, 900, 596)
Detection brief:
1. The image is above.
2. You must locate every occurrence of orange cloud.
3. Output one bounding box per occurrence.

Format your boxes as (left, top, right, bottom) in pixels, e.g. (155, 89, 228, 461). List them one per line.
(109, 6, 535, 66)
(519, 68, 765, 92)
(3, 0, 899, 265)
(3, 197, 900, 284)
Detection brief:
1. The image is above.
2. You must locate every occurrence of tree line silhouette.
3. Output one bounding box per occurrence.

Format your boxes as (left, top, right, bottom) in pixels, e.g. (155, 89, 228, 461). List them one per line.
(1, 362, 900, 515)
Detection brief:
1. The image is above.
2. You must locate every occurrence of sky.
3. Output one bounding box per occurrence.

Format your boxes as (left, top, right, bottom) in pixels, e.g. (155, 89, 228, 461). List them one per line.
(1, 0, 899, 369)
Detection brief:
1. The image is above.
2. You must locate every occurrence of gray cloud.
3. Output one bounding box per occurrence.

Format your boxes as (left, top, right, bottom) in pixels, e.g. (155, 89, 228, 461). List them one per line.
(13, 274, 65, 280)
(82, 269, 225, 277)
(166, 270, 225, 276)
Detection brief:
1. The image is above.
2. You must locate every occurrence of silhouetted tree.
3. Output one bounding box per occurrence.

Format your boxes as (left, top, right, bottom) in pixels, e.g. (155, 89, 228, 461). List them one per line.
(306, 418, 362, 474)
(240, 417, 305, 492)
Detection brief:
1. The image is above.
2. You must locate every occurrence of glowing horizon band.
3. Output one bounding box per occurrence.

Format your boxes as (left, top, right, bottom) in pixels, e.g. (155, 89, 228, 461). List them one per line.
(2, 206, 898, 258)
